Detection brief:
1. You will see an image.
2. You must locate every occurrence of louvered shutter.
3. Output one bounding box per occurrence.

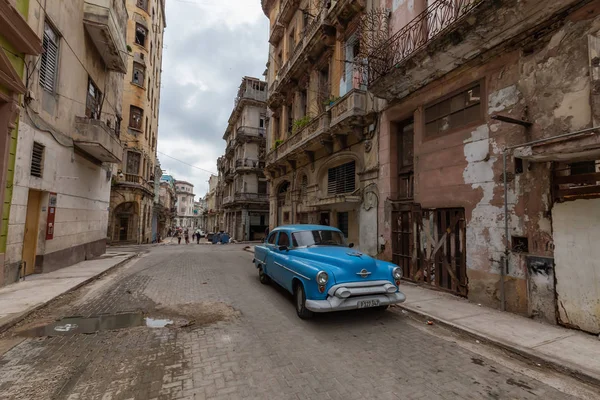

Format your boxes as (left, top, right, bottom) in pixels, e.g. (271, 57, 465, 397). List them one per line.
(40, 24, 58, 92)
(31, 142, 45, 178)
(327, 161, 356, 195)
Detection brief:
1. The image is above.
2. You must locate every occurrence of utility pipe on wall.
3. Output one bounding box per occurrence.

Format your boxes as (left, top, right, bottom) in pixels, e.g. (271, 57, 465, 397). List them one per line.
(500, 126, 600, 312)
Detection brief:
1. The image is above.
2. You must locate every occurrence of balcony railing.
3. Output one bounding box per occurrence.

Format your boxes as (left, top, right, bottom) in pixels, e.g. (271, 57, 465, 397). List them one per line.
(267, 111, 330, 165)
(269, 17, 284, 45)
(235, 158, 265, 169)
(329, 89, 367, 131)
(121, 174, 153, 192)
(367, 0, 485, 87)
(327, 0, 365, 24)
(279, 0, 300, 25)
(224, 193, 269, 205)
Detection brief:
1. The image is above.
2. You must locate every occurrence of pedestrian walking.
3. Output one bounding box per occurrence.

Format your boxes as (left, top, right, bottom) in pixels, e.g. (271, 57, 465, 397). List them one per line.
(184, 228, 190, 244)
(176, 230, 181, 244)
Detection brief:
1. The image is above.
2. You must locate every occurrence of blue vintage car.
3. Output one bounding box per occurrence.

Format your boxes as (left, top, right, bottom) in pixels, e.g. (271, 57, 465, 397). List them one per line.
(253, 225, 406, 319)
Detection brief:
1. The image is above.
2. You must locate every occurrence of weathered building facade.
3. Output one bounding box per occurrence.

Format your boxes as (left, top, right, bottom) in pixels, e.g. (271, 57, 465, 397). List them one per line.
(220, 77, 269, 241)
(158, 177, 176, 237)
(174, 180, 195, 228)
(371, 0, 600, 334)
(205, 174, 220, 233)
(109, 0, 166, 244)
(261, 0, 381, 254)
(4, 0, 125, 282)
(0, 0, 42, 286)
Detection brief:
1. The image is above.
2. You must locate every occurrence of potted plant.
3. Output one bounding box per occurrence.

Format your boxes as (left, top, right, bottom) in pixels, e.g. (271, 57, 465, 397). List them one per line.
(292, 115, 311, 134)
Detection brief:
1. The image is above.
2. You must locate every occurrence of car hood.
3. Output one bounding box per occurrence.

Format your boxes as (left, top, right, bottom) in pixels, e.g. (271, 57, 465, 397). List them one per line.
(292, 247, 390, 284)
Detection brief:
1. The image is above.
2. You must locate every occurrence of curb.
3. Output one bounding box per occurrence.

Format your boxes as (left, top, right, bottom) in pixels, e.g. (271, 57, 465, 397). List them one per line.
(398, 304, 600, 388)
(0, 253, 138, 335)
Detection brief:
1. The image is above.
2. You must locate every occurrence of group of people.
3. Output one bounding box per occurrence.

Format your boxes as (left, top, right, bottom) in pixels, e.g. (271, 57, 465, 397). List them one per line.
(167, 227, 203, 245)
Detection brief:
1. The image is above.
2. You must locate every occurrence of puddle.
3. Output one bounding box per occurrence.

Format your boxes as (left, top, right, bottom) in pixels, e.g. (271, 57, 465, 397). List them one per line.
(18, 313, 175, 337)
(145, 318, 173, 328)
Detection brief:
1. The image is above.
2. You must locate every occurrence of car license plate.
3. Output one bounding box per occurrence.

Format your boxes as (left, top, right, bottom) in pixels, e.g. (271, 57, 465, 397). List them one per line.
(357, 299, 380, 309)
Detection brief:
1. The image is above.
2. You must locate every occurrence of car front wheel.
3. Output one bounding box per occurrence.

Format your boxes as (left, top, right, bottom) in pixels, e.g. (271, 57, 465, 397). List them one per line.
(295, 284, 313, 319)
(258, 266, 270, 284)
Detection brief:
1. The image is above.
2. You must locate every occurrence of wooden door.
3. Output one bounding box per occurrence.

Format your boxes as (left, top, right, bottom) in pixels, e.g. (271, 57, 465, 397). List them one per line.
(22, 190, 42, 275)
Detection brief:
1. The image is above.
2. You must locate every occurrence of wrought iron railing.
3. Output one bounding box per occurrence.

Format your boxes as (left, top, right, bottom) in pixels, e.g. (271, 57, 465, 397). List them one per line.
(367, 0, 484, 85)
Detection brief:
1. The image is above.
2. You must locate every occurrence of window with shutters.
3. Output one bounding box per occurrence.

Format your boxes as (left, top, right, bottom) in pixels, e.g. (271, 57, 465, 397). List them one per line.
(126, 151, 141, 174)
(40, 22, 59, 93)
(30, 142, 44, 178)
(129, 106, 143, 130)
(132, 62, 145, 87)
(327, 161, 355, 195)
(85, 77, 102, 119)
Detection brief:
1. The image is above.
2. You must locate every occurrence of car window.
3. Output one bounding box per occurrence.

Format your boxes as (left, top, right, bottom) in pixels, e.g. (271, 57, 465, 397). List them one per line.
(267, 232, 277, 244)
(292, 230, 346, 247)
(277, 232, 290, 247)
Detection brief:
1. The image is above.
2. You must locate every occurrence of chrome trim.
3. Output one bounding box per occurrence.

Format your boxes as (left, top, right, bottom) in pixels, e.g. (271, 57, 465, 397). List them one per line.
(357, 269, 372, 278)
(274, 262, 311, 281)
(255, 259, 265, 266)
(305, 291, 406, 312)
(327, 280, 393, 296)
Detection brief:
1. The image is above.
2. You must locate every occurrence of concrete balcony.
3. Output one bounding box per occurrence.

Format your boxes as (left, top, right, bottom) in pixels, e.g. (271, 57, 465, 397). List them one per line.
(266, 111, 330, 166)
(235, 126, 266, 143)
(223, 193, 269, 207)
(367, 0, 584, 101)
(235, 158, 265, 171)
(268, 10, 335, 108)
(83, 0, 127, 73)
(269, 17, 284, 45)
(279, 0, 300, 25)
(327, 0, 366, 27)
(73, 117, 122, 163)
(115, 173, 154, 195)
(329, 89, 368, 133)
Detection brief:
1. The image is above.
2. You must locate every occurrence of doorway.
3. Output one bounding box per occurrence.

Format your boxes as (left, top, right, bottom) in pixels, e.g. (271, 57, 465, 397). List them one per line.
(119, 217, 129, 241)
(320, 212, 330, 226)
(22, 190, 42, 276)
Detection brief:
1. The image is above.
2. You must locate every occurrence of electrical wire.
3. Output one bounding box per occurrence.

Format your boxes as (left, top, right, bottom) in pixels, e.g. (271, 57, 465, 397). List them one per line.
(157, 150, 217, 175)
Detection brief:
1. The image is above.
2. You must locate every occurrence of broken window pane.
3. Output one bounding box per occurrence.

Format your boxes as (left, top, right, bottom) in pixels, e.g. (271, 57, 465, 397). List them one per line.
(132, 62, 145, 86)
(135, 24, 147, 47)
(85, 77, 102, 119)
(424, 83, 482, 138)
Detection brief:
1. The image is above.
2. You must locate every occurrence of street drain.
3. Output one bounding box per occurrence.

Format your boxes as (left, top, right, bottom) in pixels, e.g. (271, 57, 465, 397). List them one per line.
(17, 313, 175, 337)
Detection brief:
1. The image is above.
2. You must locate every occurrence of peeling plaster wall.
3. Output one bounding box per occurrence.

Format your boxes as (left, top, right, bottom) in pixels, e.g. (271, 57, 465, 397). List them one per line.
(378, 4, 600, 318)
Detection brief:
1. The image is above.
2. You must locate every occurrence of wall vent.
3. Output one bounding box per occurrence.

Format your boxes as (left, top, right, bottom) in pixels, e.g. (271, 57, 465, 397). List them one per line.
(31, 142, 45, 178)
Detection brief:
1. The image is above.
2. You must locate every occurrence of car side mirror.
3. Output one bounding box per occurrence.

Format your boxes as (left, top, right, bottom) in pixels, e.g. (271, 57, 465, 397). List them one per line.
(348, 243, 354, 248)
(278, 245, 288, 251)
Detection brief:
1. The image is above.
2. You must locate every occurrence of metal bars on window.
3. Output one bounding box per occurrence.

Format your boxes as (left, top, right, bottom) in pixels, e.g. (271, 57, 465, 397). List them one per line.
(40, 23, 58, 92)
(327, 161, 356, 195)
(31, 142, 44, 178)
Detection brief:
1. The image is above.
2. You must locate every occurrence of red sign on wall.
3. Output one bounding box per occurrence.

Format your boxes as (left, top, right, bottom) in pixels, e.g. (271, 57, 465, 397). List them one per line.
(46, 192, 57, 240)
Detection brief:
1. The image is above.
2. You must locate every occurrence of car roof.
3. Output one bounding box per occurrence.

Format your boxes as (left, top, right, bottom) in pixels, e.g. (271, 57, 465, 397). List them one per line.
(272, 224, 342, 233)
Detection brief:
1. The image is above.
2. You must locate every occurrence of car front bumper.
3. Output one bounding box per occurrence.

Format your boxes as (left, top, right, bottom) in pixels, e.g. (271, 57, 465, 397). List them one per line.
(305, 291, 406, 312)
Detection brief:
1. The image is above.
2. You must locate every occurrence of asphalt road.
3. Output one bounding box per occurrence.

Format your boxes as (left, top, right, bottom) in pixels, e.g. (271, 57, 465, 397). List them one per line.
(0, 243, 597, 400)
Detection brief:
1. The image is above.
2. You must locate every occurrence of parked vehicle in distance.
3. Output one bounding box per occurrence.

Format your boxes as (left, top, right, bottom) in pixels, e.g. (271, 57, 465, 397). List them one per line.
(253, 225, 406, 319)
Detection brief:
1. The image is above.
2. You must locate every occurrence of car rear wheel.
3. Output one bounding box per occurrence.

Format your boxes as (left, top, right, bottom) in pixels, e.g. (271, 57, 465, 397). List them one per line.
(258, 266, 270, 284)
(295, 284, 313, 319)
(375, 305, 389, 312)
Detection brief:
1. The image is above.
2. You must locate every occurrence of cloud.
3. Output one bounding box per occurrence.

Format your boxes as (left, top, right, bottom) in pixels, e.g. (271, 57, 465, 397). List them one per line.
(157, 0, 268, 197)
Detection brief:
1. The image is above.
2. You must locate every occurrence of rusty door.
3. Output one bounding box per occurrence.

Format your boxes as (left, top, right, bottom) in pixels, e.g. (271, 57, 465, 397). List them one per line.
(392, 207, 467, 296)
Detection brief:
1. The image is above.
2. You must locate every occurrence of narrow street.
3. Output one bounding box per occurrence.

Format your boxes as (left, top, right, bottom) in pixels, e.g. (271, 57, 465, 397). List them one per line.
(0, 244, 597, 400)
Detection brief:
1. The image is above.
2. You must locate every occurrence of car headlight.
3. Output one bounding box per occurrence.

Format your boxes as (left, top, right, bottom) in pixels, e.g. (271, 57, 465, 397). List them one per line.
(392, 267, 403, 280)
(316, 271, 329, 286)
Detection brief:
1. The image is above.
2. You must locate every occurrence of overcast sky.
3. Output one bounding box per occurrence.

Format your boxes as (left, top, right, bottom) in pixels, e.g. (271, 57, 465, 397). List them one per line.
(157, 0, 268, 198)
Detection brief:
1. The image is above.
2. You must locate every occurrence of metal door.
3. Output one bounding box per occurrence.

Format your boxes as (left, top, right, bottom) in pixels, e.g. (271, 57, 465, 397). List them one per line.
(392, 207, 467, 296)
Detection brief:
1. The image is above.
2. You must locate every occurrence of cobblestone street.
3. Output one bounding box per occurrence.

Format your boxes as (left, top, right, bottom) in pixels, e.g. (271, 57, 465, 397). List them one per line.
(0, 244, 597, 400)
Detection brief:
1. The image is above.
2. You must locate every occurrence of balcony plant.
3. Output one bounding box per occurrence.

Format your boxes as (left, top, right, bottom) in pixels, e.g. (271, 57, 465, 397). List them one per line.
(292, 115, 311, 134)
(323, 95, 340, 109)
(273, 139, 284, 149)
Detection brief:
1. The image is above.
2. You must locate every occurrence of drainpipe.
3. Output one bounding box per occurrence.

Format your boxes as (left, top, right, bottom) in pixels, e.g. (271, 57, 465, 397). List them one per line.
(500, 125, 600, 312)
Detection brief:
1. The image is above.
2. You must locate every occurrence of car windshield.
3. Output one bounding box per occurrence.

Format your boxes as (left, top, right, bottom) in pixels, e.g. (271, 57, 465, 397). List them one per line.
(292, 230, 346, 247)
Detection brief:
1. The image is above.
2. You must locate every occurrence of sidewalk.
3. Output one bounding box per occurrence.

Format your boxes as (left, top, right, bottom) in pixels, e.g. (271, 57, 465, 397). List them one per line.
(0, 251, 136, 333)
(398, 283, 600, 386)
